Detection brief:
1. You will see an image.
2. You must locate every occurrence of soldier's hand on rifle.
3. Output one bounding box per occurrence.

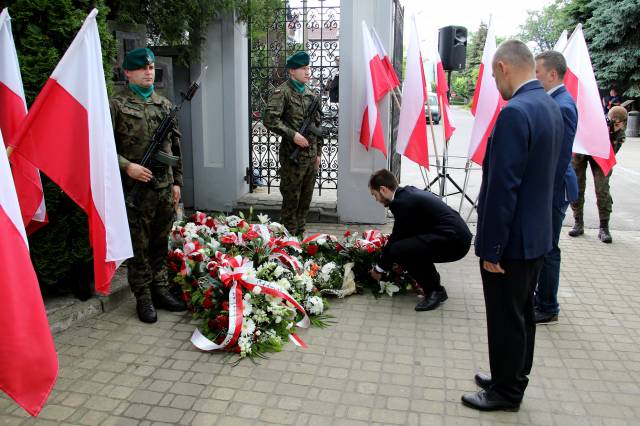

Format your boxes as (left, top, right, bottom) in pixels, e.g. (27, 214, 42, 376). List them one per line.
(126, 163, 153, 183)
(293, 132, 310, 148)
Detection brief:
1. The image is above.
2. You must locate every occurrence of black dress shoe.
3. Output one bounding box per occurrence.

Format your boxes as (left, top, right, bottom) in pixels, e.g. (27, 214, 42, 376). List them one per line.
(152, 291, 187, 312)
(136, 298, 158, 323)
(415, 287, 448, 311)
(535, 309, 558, 324)
(461, 389, 520, 412)
(474, 372, 491, 390)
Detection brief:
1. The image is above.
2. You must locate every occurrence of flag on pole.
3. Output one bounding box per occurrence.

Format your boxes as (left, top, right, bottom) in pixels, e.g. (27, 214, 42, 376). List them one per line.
(562, 24, 614, 175)
(11, 9, 133, 295)
(396, 15, 429, 169)
(0, 131, 58, 417)
(468, 23, 506, 165)
(554, 30, 568, 52)
(359, 21, 388, 157)
(370, 26, 401, 99)
(434, 50, 456, 142)
(0, 8, 47, 233)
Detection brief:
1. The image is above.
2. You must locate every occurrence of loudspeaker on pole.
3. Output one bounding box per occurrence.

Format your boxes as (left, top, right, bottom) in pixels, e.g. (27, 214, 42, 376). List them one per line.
(438, 26, 467, 71)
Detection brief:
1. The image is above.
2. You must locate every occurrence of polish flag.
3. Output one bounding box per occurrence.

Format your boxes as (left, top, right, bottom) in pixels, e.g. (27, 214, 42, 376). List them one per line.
(434, 50, 456, 142)
(396, 15, 428, 169)
(0, 131, 58, 417)
(370, 26, 401, 99)
(0, 8, 47, 233)
(554, 30, 568, 52)
(562, 24, 614, 175)
(11, 9, 133, 295)
(359, 21, 387, 156)
(468, 23, 506, 165)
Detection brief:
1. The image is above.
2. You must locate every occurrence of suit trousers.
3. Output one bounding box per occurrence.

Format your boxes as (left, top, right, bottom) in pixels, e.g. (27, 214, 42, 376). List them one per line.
(481, 256, 544, 403)
(387, 234, 470, 295)
(535, 202, 569, 314)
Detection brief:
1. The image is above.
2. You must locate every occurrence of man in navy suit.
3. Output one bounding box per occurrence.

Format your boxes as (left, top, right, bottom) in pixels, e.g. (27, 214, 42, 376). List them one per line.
(461, 41, 563, 411)
(534, 51, 579, 325)
(368, 169, 472, 311)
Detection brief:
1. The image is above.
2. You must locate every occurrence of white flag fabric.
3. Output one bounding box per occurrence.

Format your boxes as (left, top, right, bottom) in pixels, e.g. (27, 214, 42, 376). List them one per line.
(554, 30, 568, 52)
(11, 9, 132, 294)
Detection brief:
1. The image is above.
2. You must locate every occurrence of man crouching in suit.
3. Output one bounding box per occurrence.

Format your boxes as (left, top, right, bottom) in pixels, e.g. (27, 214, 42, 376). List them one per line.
(368, 169, 472, 311)
(461, 40, 563, 412)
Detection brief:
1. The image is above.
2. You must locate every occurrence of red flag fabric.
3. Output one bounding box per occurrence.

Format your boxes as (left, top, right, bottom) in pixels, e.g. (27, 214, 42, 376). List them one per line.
(11, 9, 132, 295)
(434, 50, 456, 142)
(0, 8, 47, 233)
(468, 23, 507, 165)
(396, 15, 428, 168)
(562, 25, 614, 175)
(370, 26, 401, 97)
(0, 130, 58, 417)
(359, 21, 387, 157)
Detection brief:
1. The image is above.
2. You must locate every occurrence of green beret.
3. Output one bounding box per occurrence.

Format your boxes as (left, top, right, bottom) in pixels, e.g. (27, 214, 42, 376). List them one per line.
(122, 47, 155, 70)
(286, 51, 310, 69)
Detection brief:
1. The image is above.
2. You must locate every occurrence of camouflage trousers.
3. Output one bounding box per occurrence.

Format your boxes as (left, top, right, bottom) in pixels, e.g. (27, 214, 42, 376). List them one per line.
(279, 152, 317, 236)
(125, 185, 175, 300)
(570, 154, 612, 223)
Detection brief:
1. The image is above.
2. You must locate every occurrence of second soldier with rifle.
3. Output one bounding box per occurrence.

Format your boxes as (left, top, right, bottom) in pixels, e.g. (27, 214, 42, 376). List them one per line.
(110, 47, 187, 323)
(264, 51, 324, 237)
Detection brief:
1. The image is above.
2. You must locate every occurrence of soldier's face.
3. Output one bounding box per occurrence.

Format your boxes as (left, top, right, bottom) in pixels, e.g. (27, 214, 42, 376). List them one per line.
(125, 63, 156, 88)
(289, 66, 311, 84)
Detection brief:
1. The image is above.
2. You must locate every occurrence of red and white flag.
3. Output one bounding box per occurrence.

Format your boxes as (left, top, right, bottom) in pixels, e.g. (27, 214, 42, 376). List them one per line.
(359, 21, 388, 156)
(11, 9, 133, 295)
(562, 24, 614, 174)
(370, 26, 401, 99)
(396, 15, 428, 168)
(468, 23, 506, 165)
(0, 130, 58, 417)
(434, 50, 456, 142)
(0, 8, 47, 233)
(554, 30, 568, 52)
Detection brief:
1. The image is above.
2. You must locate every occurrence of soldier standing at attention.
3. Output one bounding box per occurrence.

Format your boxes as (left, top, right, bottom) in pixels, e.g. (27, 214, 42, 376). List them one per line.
(568, 105, 628, 243)
(110, 47, 186, 323)
(264, 51, 322, 237)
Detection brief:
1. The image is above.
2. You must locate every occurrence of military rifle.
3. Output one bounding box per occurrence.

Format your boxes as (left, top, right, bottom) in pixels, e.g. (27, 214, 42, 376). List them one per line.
(125, 67, 208, 208)
(289, 84, 328, 164)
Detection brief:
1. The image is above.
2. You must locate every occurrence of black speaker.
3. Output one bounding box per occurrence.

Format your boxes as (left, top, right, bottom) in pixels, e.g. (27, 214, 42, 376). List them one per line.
(438, 26, 467, 71)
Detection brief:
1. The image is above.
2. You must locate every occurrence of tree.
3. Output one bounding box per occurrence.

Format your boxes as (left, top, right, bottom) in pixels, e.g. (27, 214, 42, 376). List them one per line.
(584, 0, 640, 97)
(518, 0, 566, 53)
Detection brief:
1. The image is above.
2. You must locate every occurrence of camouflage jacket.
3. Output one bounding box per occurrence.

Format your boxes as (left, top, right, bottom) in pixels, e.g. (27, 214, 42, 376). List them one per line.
(611, 127, 626, 154)
(110, 89, 183, 189)
(263, 80, 323, 159)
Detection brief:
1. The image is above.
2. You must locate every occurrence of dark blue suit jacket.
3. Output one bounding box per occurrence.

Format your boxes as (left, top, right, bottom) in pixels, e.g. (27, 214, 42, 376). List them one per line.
(550, 85, 579, 206)
(475, 80, 563, 263)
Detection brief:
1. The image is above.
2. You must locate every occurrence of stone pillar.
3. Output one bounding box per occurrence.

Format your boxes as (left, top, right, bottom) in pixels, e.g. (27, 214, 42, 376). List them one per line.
(337, 0, 395, 224)
(191, 14, 249, 212)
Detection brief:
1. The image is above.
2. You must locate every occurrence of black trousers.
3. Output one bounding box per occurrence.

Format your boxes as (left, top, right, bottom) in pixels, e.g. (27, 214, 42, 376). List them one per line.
(480, 256, 544, 403)
(387, 234, 471, 294)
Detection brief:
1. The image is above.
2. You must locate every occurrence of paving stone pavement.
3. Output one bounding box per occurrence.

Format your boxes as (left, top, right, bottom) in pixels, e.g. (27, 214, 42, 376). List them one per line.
(2, 223, 640, 425)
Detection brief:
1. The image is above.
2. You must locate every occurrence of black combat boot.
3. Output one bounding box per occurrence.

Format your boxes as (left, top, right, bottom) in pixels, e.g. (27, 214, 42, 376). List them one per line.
(152, 290, 187, 312)
(136, 298, 157, 323)
(598, 220, 612, 243)
(568, 219, 584, 237)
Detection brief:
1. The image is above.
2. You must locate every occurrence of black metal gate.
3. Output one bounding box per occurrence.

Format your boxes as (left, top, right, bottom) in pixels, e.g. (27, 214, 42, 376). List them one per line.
(248, 2, 340, 194)
(389, 0, 404, 182)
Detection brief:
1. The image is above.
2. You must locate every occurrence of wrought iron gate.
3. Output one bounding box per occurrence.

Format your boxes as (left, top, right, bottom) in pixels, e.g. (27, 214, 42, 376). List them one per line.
(248, 2, 340, 194)
(389, 0, 404, 182)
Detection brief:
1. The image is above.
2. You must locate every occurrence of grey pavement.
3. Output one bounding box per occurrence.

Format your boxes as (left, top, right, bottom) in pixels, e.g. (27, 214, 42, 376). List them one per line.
(2, 221, 640, 425)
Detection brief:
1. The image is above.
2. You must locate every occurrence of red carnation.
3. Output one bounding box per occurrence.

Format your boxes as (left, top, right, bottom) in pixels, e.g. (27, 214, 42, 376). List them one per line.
(203, 298, 213, 309)
(222, 301, 229, 311)
(306, 245, 319, 256)
(344, 230, 351, 237)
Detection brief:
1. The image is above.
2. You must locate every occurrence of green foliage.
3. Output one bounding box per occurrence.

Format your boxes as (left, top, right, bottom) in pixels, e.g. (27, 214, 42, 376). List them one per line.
(518, 0, 566, 53)
(584, 0, 640, 97)
(108, 0, 283, 63)
(5, 0, 115, 294)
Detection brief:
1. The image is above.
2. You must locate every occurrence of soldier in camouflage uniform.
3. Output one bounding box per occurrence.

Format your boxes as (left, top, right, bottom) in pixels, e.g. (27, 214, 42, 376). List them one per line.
(569, 105, 627, 244)
(110, 47, 186, 323)
(264, 51, 323, 236)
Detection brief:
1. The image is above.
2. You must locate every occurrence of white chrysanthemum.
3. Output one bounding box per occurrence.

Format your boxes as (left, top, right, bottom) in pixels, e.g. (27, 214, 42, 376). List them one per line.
(238, 335, 252, 356)
(243, 292, 252, 301)
(273, 265, 286, 278)
(215, 224, 230, 235)
(277, 278, 291, 291)
(241, 318, 256, 336)
(321, 262, 336, 276)
(317, 237, 327, 245)
(275, 316, 282, 324)
(304, 296, 324, 315)
(257, 213, 270, 224)
(243, 299, 253, 316)
(226, 215, 242, 227)
(252, 286, 262, 295)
